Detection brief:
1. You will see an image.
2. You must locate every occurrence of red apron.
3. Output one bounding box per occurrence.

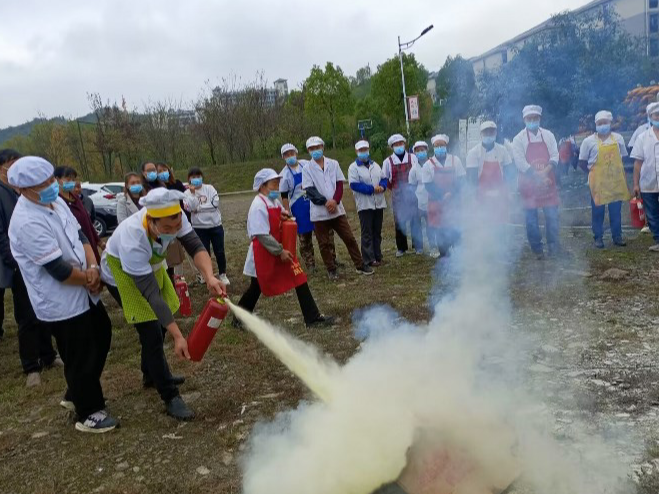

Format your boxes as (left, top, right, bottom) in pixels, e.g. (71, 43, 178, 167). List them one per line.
(518, 130, 559, 209)
(478, 159, 508, 224)
(253, 197, 307, 297)
(427, 156, 456, 228)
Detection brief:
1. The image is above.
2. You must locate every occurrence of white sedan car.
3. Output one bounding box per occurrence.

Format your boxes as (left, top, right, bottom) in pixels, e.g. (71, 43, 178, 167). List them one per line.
(80, 182, 124, 236)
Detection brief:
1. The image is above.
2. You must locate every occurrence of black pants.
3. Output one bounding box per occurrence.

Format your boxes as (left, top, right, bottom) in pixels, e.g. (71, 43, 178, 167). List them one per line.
(195, 225, 227, 274)
(107, 284, 178, 403)
(12, 269, 57, 373)
(358, 209, 384, 265)
(48, 301, 112, 420)
(237, 277, 320, 324)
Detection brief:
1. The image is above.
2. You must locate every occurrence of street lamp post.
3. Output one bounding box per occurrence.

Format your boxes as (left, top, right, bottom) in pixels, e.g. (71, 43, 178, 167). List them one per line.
(398, 25, 434, 138)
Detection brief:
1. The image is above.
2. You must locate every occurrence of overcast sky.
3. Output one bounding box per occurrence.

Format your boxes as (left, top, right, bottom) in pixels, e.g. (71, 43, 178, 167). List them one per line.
(0, 0, 587, 128)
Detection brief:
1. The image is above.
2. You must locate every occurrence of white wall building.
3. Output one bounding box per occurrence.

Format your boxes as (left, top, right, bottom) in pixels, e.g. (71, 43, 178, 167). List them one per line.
(469, 0, 659, 78)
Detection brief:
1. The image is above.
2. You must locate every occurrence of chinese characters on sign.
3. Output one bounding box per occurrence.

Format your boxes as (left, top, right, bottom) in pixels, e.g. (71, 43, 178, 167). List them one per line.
(408, 96, 420, 121)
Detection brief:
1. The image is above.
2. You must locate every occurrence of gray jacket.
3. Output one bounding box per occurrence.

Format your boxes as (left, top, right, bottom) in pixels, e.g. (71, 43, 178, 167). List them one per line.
(117, 193, 141, 224)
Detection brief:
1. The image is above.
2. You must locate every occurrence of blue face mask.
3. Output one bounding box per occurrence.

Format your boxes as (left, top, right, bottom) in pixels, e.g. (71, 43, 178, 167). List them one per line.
(434, 146, 447, 158)
(310, 149, 324, 161)
(129, 184, 143, 195)
(525, 121, 540, 131)
(158, 171, 170, 182)
(38, 181, 60, 204)
(651, 119, 659, 128)
(393, 145, 406, 155)
(596, 124, 611, 135)
(285, 156, 297, 166)
(159, 233, 177, 244)
(146, 171, 158, 182)
(415, 151, 428, 162)
(357, 152, 370, 162)
(62, 181, 76, 192)
(190, 178, 203, 187)
(482, 136, 496, 146)
(267, 190, 280, 201)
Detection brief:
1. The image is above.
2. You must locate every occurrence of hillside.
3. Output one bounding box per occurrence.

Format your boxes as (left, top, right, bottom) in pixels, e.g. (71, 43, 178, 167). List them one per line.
(0, 113, 97, 147)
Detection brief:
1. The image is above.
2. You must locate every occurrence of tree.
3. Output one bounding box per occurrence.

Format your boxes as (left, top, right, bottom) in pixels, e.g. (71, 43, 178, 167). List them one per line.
(434, 55, 477, 139)
(475, 7, 653, 139)
(303, 62, 353, 149)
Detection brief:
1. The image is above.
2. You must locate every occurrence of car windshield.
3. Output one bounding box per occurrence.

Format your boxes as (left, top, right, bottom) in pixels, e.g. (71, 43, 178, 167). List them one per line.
(103, 185, 123, 194)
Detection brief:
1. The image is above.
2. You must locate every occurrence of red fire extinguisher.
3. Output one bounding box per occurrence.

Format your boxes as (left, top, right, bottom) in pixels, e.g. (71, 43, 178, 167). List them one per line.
(281, 218, 298, 259)
(630, 197, 645, 229)
(187, 298, 229, 362)
(174, 276, 192, 317)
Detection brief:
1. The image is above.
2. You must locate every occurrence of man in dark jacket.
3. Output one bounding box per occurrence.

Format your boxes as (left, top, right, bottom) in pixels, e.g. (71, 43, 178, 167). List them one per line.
(0, 149, 61, 386)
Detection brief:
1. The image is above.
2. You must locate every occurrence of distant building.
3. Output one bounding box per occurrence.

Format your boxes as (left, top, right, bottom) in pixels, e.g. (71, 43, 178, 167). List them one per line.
(426, 72, 438, 104)
(213, 79, 289, 108)
(172, 109, 197, 127)
(469, 0, 659, 78)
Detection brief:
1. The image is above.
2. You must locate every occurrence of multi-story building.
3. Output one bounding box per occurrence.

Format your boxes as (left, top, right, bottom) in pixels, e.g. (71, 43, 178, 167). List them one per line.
(469, 0, 659, 78)
(212, 79, 289, 108)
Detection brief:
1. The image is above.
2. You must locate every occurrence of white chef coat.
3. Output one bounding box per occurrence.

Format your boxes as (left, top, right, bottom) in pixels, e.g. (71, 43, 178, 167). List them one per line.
(466, 143, 513, 176)
(184, 184, 222, 229)
(301, 157, 346, 222)
(279, 160, 308, 206)
(381, 152, 420, 182)
(629, 123, 650, 150)
(243, 194, 282, 278)
(9, 196, 97, 322)
(347, 160, 387, 212)
(630, 127, 659, 193)
(511, 128, 559, 173)
(408, 161, 428, 211)
(578, 133, 628, 170)
(422, 155, 466, 184)
(100, 207, 193, 286)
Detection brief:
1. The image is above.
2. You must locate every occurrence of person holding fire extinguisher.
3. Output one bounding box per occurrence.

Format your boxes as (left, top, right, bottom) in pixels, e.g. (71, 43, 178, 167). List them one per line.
(512, 105, 563, 260)
(235, 169, 333, 328)
(422, 134, 466, 258)
(466, 122, 514, 225)
(100, 188, 227, 421)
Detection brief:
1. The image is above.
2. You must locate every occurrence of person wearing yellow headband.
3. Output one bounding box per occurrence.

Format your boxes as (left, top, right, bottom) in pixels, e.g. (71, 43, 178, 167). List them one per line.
(100, 188, 226, 421)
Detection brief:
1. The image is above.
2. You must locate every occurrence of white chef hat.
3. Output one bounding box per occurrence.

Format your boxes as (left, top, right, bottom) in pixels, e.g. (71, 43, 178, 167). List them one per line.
(280, 143, 298, 156)
(354, 140, 370, 151)
(480, 121, 497, 132)
(252, 168, 281, 191)
(522, 105, 542, 118)
(595, 110, 613, 123)
(387, 134, 406, 147)
(305, 136, 324, 149)
(139, 188, 185, 218)
(413, 140, 428, 150)
(7, 156, 54, 188)
(646, 102, 659, 116)
(431, 134, 449, 146)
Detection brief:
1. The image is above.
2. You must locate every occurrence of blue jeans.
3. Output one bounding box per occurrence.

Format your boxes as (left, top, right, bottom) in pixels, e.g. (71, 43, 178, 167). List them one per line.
(524, 207, 559, 253)
(641, 192, 659, 243)
(591, 198, 622, 241)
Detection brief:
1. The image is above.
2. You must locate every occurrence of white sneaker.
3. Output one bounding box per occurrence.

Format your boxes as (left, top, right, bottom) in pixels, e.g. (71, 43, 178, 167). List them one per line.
(649, 244, 659, 252)
(429, 250, 441, 259)
(26, 372, 41, 387)
(219, 273, 230, 286)
(641, 226, 651, 234)
(60, 399, 75, 411)
(395, 250, 406, 258)
(415, 250, 424, 256)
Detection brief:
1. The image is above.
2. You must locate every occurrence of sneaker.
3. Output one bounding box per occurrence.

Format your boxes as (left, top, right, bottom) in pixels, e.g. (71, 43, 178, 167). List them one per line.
(306, 315, 336, 328)
(415, 250, 424, 256)
(370, 261, 383, 268)
(594, 239, 605, 249)
(328, 270, 339, 281)
(166, 396, 195, 421)
(60, 399, 75, 411)
(356, 265, 374, 276)
(613, 238, 627, 247)
(641, 226, 651, 234)
(219, 273, 231, 286)
(429, 250, 441, 259)
(75, 410, 119, 433)
(649, 244, 659, 252)
(143, 375, 185, 389)
(26, 372, 41, 387)
(51, 356, 65, 367)
(395, 250, 406, 258)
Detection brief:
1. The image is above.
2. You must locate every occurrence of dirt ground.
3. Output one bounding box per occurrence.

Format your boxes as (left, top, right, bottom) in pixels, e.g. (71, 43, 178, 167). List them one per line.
(1, 169, 659, 494)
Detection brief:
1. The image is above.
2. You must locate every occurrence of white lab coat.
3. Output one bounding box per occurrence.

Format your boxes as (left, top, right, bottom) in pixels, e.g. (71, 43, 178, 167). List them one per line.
(511, 128, 559, 173)
(630, 128, 659, 193)
(347, 161, 387, 212)
(301, 158, 346, 222)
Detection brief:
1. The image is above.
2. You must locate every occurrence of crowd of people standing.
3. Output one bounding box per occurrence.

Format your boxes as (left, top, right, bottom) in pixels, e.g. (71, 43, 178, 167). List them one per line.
(1, 99, 658, 434)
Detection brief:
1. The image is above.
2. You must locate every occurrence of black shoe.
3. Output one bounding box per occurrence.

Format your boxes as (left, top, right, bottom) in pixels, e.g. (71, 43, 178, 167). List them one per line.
(356, 265, 374, 276)
(306, 315, 335, 328)
(594, 238, 605, 249)
(613, 238, 627, 247)
(166, 396, 195, 421)
(143, 375, 185, 389)
(328, 270, 339, 281)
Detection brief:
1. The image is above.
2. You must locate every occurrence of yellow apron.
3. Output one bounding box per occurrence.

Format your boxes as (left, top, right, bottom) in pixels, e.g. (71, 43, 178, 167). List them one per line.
(106, 220, 180, 324)
(589, 139, 630, 206)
